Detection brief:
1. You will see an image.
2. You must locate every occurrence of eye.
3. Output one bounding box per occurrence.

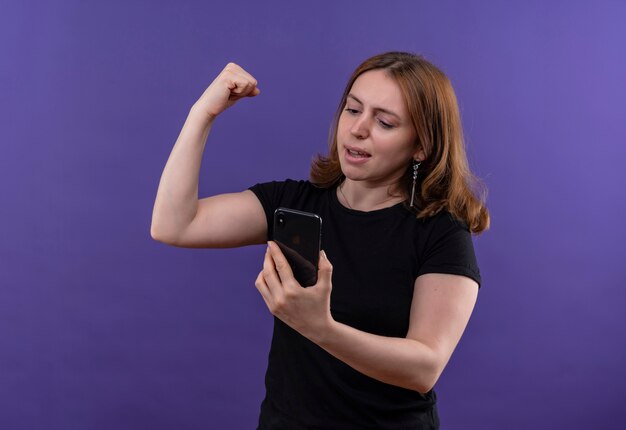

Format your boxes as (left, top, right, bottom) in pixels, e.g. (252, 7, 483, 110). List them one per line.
(344, 108, 360, 115)
(377, 118, 393, 129)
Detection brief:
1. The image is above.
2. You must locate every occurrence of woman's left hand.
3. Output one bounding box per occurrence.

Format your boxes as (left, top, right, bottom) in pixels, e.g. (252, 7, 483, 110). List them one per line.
(255, 241, 334, 342)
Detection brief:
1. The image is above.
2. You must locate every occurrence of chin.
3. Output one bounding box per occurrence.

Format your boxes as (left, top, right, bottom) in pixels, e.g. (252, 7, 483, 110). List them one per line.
(340, 170, 366, 183)
(338, 160, 358, 181)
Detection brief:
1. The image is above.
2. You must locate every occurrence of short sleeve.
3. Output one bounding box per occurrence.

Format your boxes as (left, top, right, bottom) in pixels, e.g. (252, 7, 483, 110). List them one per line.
(248, 179, 310, 240)
(417, 213, 482, 287)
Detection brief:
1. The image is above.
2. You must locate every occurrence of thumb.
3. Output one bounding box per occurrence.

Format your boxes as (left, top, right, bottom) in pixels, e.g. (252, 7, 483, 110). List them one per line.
(317, 250, 333, 285)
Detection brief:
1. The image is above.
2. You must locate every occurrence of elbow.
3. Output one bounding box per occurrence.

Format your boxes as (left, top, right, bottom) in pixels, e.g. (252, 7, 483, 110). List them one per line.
(150, 226, 163, 243)
(413, 378, 438, 395)
(150, 226, 166, 244)
(150, 223, 178, 246)
(410, 357, 446, 394)
(412, 374, 439, 395)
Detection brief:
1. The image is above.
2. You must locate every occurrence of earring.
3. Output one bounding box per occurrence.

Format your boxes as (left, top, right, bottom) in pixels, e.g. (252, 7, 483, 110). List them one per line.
(409, 160, 421, 208)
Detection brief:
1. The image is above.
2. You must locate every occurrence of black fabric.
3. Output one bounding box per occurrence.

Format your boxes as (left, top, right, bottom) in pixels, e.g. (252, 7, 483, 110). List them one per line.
(249, 179, 480, 430)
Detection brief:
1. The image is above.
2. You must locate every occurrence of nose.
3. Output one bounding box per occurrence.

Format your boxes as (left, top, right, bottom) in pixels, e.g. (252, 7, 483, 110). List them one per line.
(350, 115, 370, 139)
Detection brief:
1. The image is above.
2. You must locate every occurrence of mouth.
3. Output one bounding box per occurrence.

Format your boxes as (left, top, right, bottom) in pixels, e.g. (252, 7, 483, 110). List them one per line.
(345, 147, 371, 158)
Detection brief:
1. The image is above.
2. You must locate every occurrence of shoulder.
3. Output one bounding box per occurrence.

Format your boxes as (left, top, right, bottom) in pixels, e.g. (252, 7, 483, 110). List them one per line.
(409, 209, 470, 246)
(418, 210, 470, 238)
(249, 179, 324, 206)
(414, 210, 481, 286)
(248, 178, 329, 226)
(249, 178, 314, 194)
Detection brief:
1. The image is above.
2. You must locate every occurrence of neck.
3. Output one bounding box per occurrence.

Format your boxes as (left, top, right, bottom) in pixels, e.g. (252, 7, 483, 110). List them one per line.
(338, 179, 405, 211)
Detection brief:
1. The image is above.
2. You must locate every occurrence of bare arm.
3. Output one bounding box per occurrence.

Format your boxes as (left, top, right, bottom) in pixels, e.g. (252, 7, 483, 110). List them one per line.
(314, 273, 478, 393)
(257, 243, 478, 393)
(151, 63, 267, 248)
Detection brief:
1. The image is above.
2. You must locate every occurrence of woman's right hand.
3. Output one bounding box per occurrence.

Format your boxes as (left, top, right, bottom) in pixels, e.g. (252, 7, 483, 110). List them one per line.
(192, 62, 260, 121)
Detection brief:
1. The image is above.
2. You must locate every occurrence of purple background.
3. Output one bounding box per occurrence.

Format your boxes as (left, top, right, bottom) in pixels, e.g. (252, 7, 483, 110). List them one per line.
(2, 1, 625, 428)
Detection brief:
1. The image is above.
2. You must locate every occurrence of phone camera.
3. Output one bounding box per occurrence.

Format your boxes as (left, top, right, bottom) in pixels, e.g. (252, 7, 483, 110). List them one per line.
(277, 212, 285, 227)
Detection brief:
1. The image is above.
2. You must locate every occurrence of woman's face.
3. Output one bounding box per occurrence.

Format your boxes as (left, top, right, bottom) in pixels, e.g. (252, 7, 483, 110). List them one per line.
(336, 69, 423, 189)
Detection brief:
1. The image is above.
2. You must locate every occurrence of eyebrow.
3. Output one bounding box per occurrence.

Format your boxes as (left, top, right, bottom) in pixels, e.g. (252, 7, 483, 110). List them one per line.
(347, 94, 401, 119)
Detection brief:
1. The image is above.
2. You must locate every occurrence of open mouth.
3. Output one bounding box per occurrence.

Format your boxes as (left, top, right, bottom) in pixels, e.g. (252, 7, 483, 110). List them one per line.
(346, 148, 371, 158)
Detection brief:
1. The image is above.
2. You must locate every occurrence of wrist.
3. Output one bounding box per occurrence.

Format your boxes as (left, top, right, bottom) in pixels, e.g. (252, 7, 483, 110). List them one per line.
(189, 103, 218, 125)
(307, 316, 338, 347)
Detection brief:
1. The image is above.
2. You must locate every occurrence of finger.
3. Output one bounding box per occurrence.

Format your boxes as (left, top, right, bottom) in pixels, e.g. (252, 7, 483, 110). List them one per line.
(231, 64, 258, 88)
(254, 271, 273, 308)
(267, 241, 296, 284)
(262, 244, 283, 292)
(317, 250, 333, 287)
(219, 65, 259, 99)
(230, 83, 260, 101)
(221, 63, 258, 89)
(228, 79, 254, 95)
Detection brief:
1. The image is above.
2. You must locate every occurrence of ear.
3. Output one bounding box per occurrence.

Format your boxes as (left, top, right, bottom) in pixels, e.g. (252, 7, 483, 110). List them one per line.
(412, 145, 426, 162)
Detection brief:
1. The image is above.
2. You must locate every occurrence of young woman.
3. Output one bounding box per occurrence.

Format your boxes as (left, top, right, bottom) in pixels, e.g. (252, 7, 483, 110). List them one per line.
(151, 52, 489, 429)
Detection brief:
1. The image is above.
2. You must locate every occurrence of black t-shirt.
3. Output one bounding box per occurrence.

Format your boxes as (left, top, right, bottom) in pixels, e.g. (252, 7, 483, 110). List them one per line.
(249, 180, 480, 430)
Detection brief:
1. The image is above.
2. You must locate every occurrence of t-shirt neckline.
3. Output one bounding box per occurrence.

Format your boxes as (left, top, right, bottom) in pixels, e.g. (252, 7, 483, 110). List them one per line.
(330, 185, 409, 217)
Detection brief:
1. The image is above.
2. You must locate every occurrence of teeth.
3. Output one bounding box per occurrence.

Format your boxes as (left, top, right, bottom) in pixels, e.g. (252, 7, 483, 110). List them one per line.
(348, 149, 368, 157)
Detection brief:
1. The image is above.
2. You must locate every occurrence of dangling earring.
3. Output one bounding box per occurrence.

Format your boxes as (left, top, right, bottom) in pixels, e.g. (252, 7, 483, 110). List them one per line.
(409, 160, 421, 208)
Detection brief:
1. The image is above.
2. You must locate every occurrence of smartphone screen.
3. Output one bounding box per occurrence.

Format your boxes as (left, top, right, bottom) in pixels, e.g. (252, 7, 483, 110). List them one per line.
(271, 208, 322, 287)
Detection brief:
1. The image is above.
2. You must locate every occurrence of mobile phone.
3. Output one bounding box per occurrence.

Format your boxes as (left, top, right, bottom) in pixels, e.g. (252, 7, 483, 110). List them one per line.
(271, 208, 322, 287)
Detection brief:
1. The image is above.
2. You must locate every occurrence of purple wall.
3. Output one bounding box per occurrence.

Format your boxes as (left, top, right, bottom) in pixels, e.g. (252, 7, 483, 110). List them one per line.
(2, 1, 625, 428)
